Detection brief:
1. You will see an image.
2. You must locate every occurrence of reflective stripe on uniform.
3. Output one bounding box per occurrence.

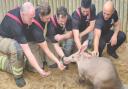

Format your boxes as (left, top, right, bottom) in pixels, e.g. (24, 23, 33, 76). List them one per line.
(12, 66, 23, 76)
(0, 56, 7, 70)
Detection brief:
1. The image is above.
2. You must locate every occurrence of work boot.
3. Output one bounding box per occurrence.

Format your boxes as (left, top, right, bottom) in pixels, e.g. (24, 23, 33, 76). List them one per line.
(107, 49, 119, 59)
(108, 51, 119, 59)
(14, 77, 26, 87)
(48, 63, 57, 68)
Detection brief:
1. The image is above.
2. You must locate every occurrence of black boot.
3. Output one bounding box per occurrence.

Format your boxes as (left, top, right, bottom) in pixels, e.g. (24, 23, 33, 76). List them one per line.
(107, 49, 119, 59)
(48, 63, 57, 68)
(107, 44, 119, 59)
(14, 77, 26, 87)
(107, 51, 119, 59)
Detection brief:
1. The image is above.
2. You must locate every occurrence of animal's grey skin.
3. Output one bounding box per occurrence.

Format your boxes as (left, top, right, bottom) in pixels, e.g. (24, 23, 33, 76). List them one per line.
(64, 52, 124, 89)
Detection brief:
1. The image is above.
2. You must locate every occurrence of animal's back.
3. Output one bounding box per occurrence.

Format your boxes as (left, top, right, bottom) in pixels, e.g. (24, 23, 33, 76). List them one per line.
(77, 56, 123, 89)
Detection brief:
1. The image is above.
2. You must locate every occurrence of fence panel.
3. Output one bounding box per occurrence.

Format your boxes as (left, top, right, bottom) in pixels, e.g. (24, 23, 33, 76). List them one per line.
(0, 0, 128, 42)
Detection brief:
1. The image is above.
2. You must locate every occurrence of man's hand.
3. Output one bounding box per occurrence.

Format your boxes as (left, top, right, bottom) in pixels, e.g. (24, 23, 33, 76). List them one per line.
(91, 50, 99, 57)
(39, 70, 51, 77)
(79, 40, 89, 53)
(110, 35, 117, 46)
(83, 52, 92, 58)
(57, 62, 66, 70)
(54, 34, 64, 42)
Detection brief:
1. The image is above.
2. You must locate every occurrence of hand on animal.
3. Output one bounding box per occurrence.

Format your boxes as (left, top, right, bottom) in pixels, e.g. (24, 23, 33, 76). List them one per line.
(57, 62, 66, 70)
(83, 52, 92, 58)
(91, 50, 99, 57)
(63, 57, 71, 64)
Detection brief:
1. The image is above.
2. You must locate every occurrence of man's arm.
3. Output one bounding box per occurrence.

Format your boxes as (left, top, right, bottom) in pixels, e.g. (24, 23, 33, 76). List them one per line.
(92, 28, 101, 56)
(73, 20, 95, 50)
(62, 31, 73, 40)
(53, 43, 65, 58)
(73, 29, 81, 50)
(20, 43, 50, 76)
(110, 20, 120, 46)
(80, 20, 95, 37)
(38, 41, 65, 70)
(54, 31, 73, 42)
(72, 11, 81, 50)
(80, 3, 96, 38)
(113, 20, 120, 36)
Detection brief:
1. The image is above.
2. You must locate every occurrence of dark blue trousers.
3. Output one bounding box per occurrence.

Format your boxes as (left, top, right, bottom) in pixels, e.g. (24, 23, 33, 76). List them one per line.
(99, 30, 126, 56)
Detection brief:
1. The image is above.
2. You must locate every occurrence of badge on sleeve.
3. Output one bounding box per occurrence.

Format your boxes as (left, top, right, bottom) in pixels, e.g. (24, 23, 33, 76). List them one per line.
(111, 19, 114, 25)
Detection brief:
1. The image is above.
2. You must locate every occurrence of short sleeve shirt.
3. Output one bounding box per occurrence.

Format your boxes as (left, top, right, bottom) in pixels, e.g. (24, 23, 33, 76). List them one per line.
(28, 8, 47, 43)
(0, 7, 28, 44)
(72, 4, 96, 32)
(47, 15, 72, 43)
(95, 10, 119, 34)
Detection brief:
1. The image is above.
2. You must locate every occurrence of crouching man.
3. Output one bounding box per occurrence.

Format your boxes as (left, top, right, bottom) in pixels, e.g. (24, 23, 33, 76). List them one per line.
(0, 2, 61, 87)
(46, 6, 73, 68)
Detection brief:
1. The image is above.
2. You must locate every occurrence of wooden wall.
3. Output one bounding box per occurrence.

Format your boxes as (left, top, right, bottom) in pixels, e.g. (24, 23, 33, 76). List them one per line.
(0, 0, 128, 42)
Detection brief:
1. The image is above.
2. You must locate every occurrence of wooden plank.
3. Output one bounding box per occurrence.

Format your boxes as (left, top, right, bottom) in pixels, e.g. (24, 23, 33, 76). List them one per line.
(0, 0, 4, 22)
(36, 0, 39, 6)
(115, 0, 120, 15)
(34, 0, 37, 6)
(65, 0, 69, 13)
(56, 0, 60, 8)
(1, 0, 6, 15)
(126, 32, 128, 43)
(13, 0, 17, 8)
(0, 0, 128, 42)
(94, 0, 99, 14)
(68, 0, 73, 14)
(127, 0, 128, 42)
(119, 0, 124, 31)
(60, 0, 65, 6)
(5, 0, 8, 13)
(53, 0, 57, 15)
(0, 0, 3, 15)
(17, 0, 20, 6)
(48, 0, 54, 15)
(112, 0, 116, 7)
(72, 0, 75, 13)
(99, 0, 103, 12)
(123, 0, 127, 35)
(8, 0, 11, 10)
(76, 0, 80, 8)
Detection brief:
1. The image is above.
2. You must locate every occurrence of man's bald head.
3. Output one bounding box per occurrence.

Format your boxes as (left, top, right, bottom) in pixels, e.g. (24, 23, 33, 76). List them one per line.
(20, 2, 35, 25)
(103, 0, 114, 20)
(103, 0, 114, 13)
(20, 2, 35, 14)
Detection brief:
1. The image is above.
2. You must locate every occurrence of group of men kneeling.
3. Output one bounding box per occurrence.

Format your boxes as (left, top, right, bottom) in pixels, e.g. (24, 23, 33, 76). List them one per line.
(0, 0, 126, 87)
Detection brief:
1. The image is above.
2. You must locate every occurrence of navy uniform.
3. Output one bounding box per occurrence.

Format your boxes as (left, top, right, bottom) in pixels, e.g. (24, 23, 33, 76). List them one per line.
(47, 15, 73, 57)
(95, 10, 126, 57)
(26, 8, 53, 70)
(0, 7, 28, 79)
(72, 4, 96, 47)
